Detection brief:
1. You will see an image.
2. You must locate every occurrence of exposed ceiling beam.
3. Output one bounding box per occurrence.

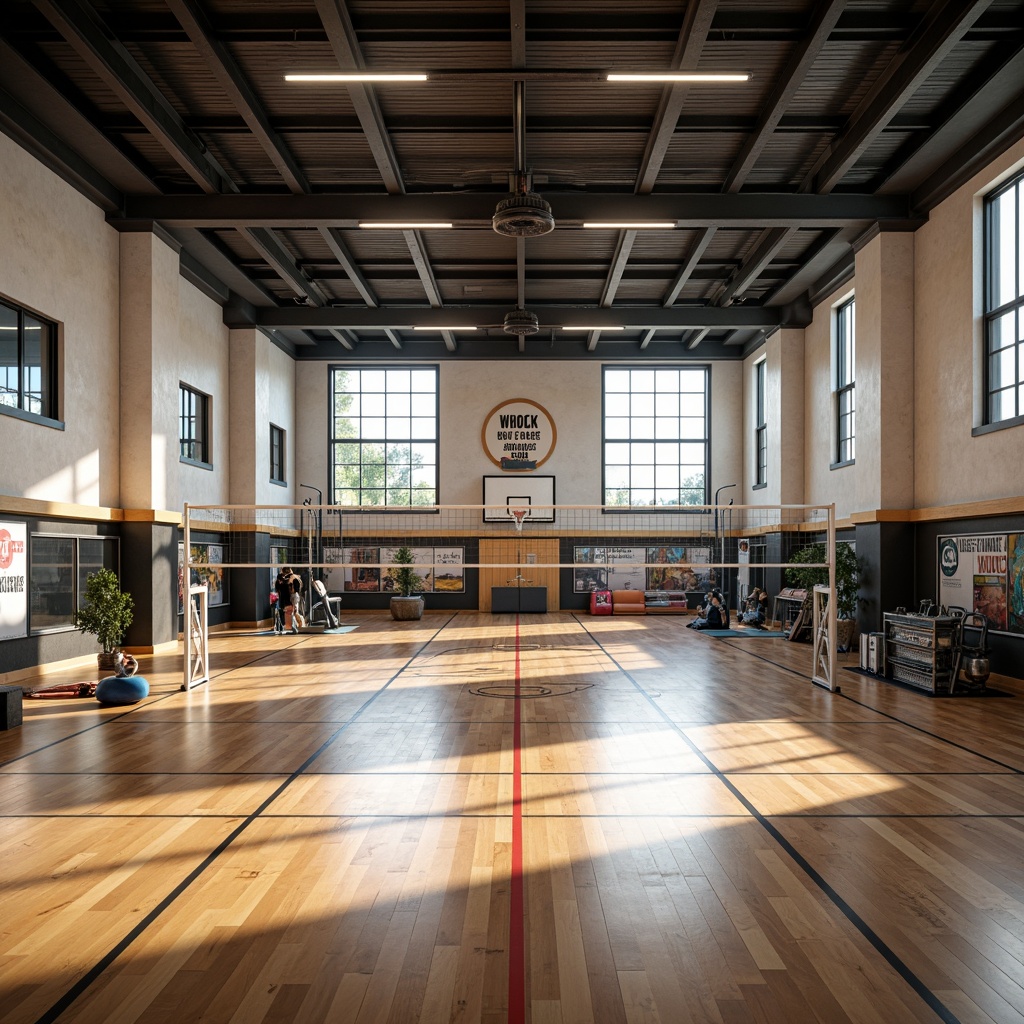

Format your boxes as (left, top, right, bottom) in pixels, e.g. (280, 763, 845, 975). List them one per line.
(686, 328, 711, 349)
(0, 86, 123, 211)
(0, 37, 159, 199)
(639, 329, 657, 349)
(635, 0, 720, 194)
(114, 192, 913, 227)
(910, 92, 1024, 214)
(663, 228, 716, 305)
(243, 228, 331, 306)
(805, 0, 990, 194)
(9, 8, 1021, 44)
(246, 305, 779, 331)
(31, 0, 236, 194)
(319, 227, 379, 306)
(313, 0, 405, 194)
(510, 0, 527, 68)
(722, 0, 846, 193)
(165, 0, 310, 194)
(314, 0, 454, 339)
(715, 227, 799, 306)
(169, 227, 280, 308)
(328, 328, 355, 350)
(403, 230, 443, 307)
(600, 231, 638, 307)
(879, 39, 1024, 201)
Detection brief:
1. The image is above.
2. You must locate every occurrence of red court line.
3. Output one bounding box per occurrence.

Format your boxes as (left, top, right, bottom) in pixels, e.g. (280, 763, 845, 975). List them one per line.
(508, 614, 526, 1023)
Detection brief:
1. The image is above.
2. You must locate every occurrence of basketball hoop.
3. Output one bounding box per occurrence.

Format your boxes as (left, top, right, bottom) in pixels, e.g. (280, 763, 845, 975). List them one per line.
(508, 507, 528, 532)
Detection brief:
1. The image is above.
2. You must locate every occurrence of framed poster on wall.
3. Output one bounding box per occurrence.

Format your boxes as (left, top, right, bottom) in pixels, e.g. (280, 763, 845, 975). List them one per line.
(937, 533, 1016, 635)
(0, 522, 28, 640)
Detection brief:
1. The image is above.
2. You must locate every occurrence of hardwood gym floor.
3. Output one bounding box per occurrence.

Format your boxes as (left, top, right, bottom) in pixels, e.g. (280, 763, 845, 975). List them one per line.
(2, 612, 1024, 1024)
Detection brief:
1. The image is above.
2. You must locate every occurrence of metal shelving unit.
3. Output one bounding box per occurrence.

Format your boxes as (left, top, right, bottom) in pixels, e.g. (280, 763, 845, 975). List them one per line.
(882, 613, 959, 695)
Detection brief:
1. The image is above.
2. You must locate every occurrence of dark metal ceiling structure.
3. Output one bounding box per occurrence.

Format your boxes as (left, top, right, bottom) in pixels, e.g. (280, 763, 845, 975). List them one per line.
(3, 0, 1024, 360)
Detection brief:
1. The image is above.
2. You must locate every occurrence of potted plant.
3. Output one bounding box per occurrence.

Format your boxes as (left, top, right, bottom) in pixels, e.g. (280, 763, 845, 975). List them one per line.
(73, 567, 134, 672)
(389, 546, 425, 621)
(786, 541, 861, 650)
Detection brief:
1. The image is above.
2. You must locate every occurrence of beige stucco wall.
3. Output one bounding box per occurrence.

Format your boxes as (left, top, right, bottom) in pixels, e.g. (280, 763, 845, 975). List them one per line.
(228, 329, 296, 505)
(914, 136, 1024, 508)
(0, 132, 121, 507)
(295, 359, 741, 508)
(855, 229, 915, 512)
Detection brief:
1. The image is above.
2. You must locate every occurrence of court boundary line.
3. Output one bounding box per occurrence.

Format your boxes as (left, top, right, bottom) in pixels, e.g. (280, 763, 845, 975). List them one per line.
(574, 615, 964, 1024)
(29, 613, 461, 1024)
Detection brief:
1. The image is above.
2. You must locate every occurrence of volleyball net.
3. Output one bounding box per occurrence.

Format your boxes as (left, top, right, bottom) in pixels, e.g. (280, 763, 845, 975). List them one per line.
(182, 501, 839, 691)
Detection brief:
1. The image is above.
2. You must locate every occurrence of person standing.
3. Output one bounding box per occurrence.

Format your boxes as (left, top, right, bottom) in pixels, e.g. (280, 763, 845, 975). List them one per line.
(288, 569, 305, 632)
(275, 568, 295, 633)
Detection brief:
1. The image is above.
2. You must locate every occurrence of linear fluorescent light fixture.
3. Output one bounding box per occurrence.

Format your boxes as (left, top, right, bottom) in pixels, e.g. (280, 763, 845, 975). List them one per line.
(358, 222, 453, 229)
(583, 222, 676, 229)
(562, 326, 626, 331)
(607, 73, 749, 82)
(412, 326, 477, 331)
(286, 73, 427, 82)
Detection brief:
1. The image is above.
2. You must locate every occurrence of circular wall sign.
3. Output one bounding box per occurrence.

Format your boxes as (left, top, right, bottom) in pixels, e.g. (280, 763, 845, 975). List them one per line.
(481, 398, 557, 468)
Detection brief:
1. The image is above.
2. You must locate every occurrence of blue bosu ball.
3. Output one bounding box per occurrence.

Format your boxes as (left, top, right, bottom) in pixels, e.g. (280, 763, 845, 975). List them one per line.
(96, 675, 149, 705)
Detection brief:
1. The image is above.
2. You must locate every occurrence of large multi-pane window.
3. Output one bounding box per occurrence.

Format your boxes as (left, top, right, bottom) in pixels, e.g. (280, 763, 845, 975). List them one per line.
(835, 297, 855, 464)
(603, 366, 708, 507)
(985, 170, 1024, 425)
(754, 358, 767, 487)
(30, 535, 119, 634)
(0, 298, 58, 420)
(330, 366, 438, 506)
(269, 424, 286, 484)
(179, 383, 210, 464)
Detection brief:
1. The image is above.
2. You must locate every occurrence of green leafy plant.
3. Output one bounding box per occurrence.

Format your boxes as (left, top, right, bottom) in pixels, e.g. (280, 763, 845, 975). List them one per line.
(786, 541, 861, 619)
(73, 568, 134, 654)
(392, 546, 424, 597)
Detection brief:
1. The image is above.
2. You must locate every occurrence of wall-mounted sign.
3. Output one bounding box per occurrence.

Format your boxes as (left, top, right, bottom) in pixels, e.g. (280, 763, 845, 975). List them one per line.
(0, 522, 28, 641)
(481, 398, 557, 469)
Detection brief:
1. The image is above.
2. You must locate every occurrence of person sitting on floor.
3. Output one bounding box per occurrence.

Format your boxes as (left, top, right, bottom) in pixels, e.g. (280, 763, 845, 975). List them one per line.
(687, 589, 725, 630)
(736, 588, 768, 629)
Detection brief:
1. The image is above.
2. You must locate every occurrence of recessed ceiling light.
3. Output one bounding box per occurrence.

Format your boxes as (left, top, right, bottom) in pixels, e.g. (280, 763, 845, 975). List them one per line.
(412, 326, 477, 331)
(583, 222, 676, 229)
(562, 326, 626, 332)
(286, 73, 427, 82)
(358, 222, 453, 229)
(607, 73, 749, 83)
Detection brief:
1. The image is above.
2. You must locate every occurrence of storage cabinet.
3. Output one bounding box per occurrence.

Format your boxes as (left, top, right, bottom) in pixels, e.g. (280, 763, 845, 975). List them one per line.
(882, 613, 959, 694)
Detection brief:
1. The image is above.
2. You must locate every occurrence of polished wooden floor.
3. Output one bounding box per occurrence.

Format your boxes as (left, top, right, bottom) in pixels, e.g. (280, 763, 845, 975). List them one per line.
(3, 612, 1024, 1024)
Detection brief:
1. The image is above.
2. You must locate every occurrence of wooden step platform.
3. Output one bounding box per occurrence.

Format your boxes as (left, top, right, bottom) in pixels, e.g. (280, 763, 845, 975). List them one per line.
(2, 613, 1023, 1023)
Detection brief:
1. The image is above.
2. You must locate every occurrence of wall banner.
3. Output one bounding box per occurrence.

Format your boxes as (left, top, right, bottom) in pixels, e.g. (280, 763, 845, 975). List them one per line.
(0, 522, 28, 641)
(481, 398, 557, 468)
(938, 533, 1015, 635)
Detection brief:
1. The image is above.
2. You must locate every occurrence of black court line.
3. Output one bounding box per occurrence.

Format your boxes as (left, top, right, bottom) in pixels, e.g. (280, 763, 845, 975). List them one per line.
(574, 615, 964, 1024)
(0, 634, 320, 771)
(30, 613, 460, 1024)
(712, 638, 1024, 776)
